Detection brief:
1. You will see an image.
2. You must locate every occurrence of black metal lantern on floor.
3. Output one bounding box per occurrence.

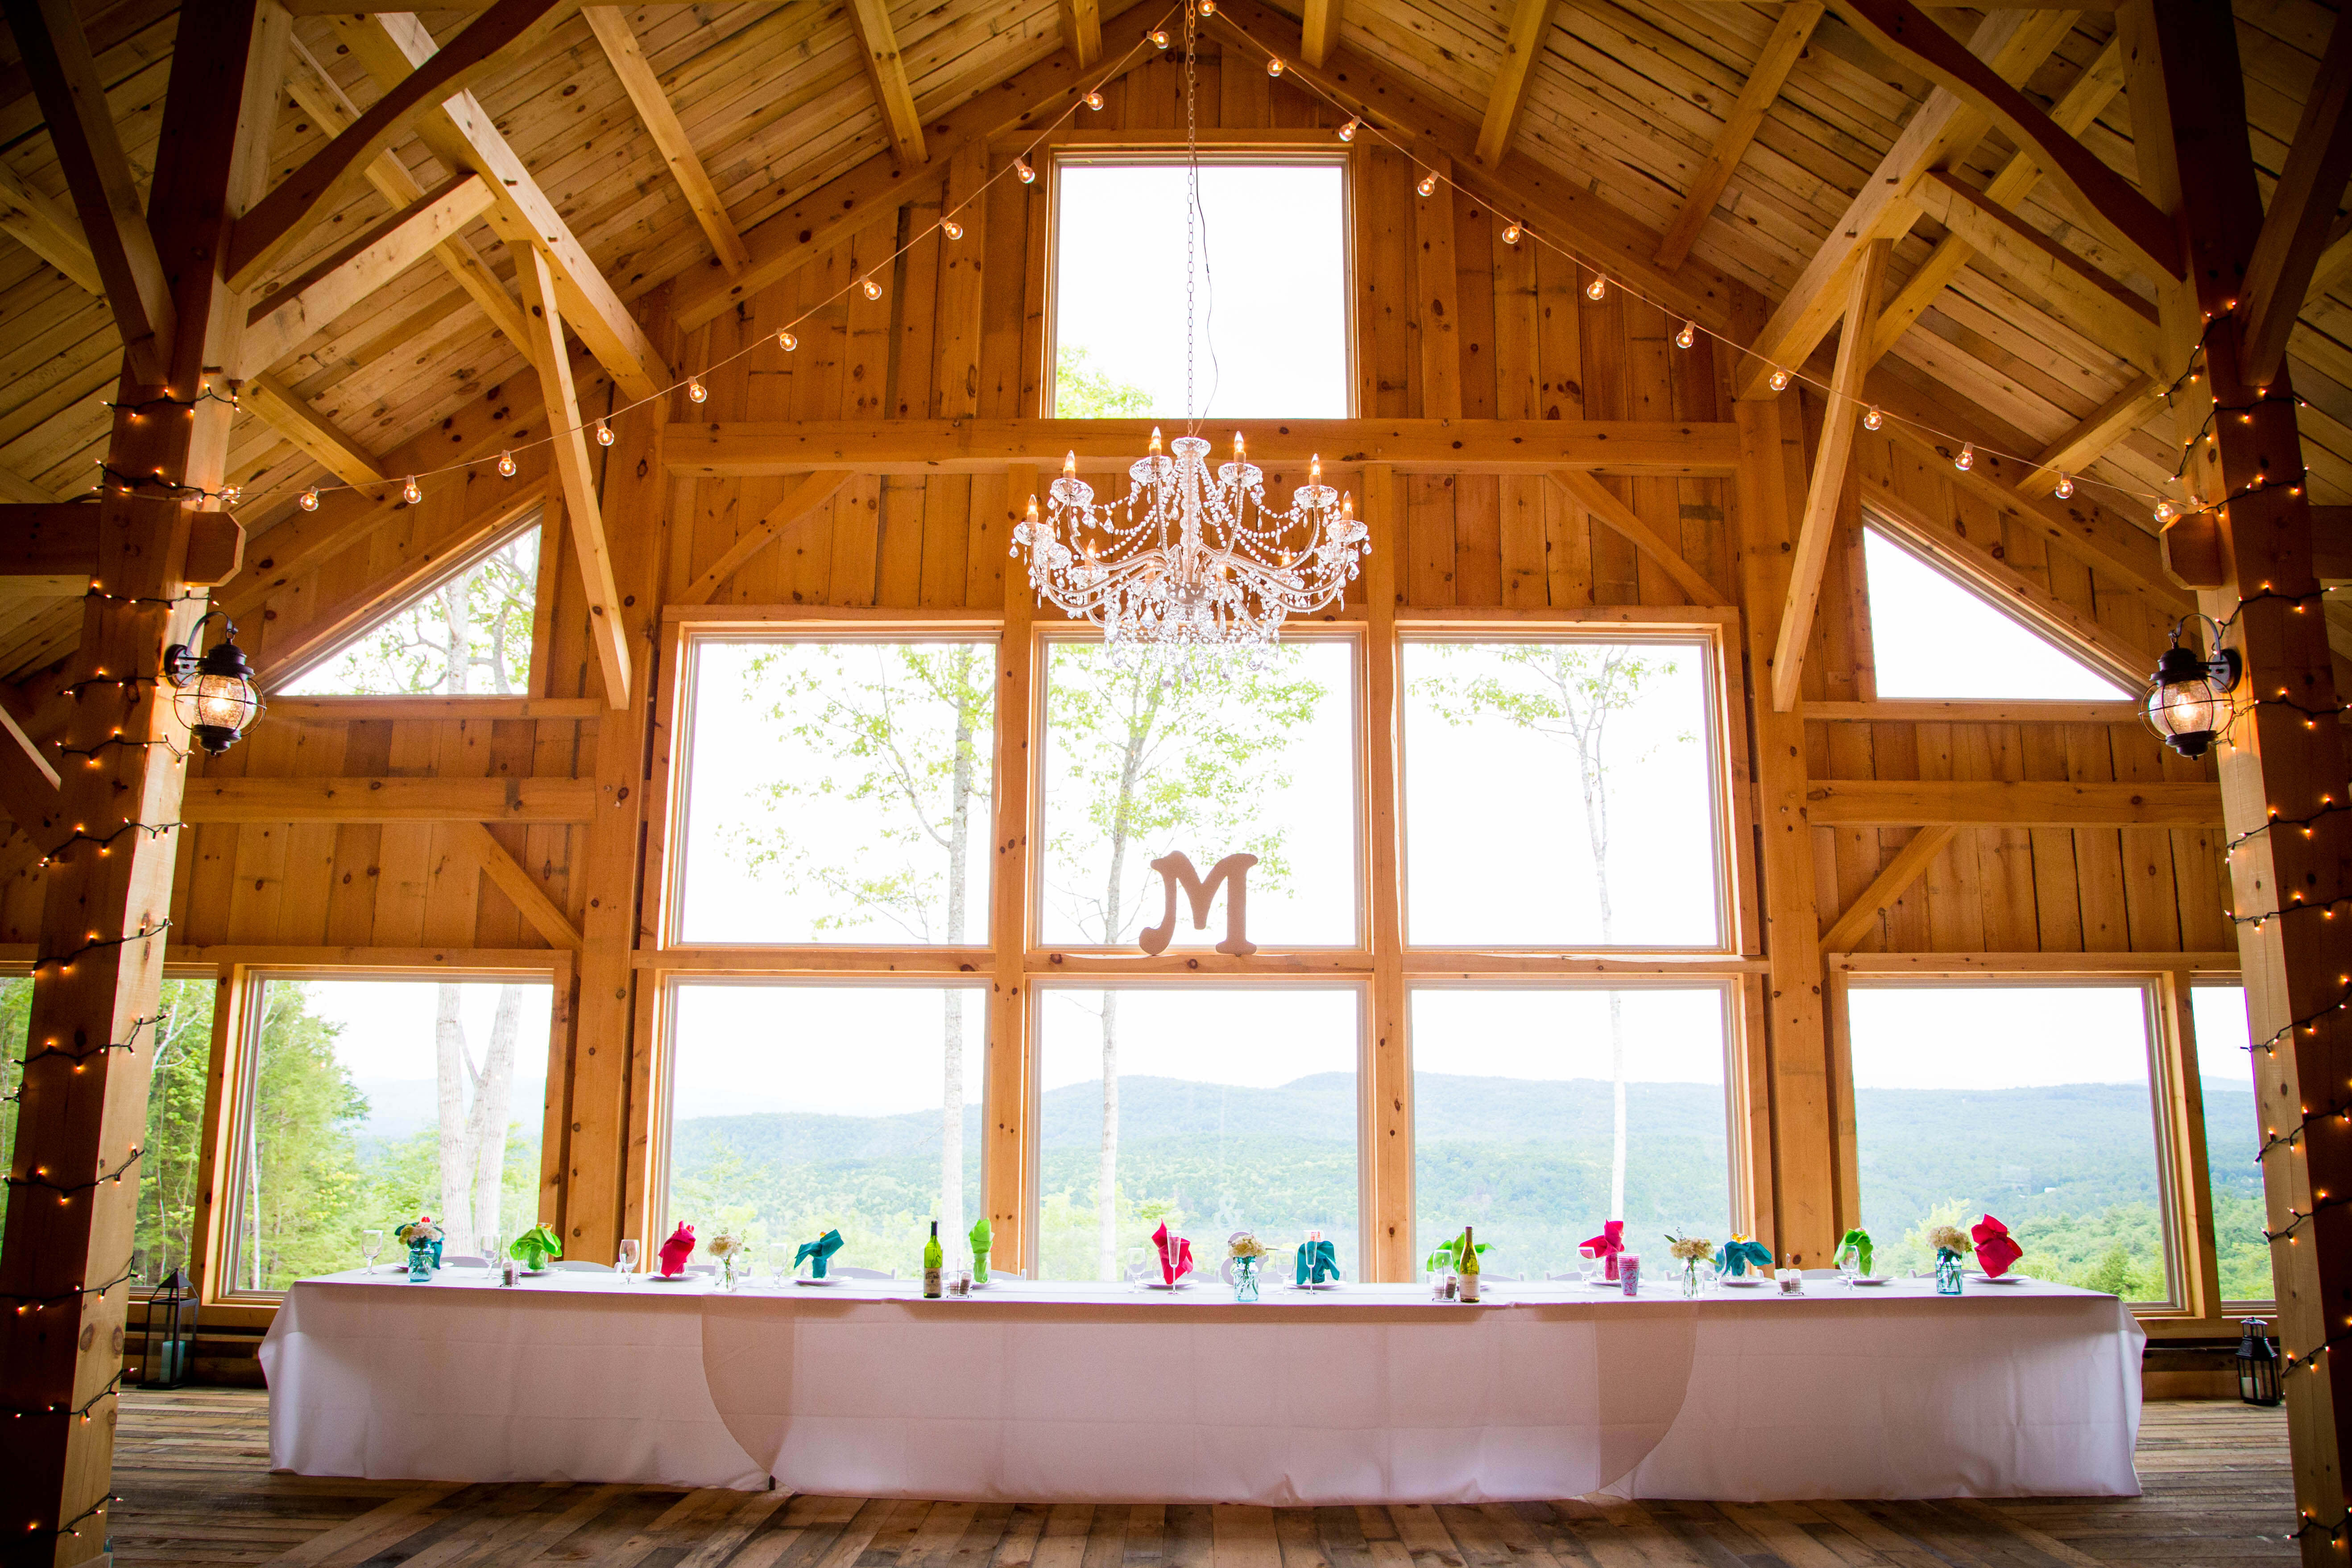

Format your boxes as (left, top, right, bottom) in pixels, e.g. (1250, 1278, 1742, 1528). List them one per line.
(2142, 613, 2241, 760)
(144, 1267, 195, 1389)
(161, 610, 264, 755)
(2237, 1316, 2282, 1407)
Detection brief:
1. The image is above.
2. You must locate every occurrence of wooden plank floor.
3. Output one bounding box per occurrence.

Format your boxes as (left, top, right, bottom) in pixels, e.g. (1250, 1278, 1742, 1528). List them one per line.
(112, 1390, 2298, 1568)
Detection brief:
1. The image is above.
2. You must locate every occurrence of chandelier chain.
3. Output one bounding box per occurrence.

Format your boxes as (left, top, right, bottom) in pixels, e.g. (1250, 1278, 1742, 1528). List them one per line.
(1184, 1, 1198, 433)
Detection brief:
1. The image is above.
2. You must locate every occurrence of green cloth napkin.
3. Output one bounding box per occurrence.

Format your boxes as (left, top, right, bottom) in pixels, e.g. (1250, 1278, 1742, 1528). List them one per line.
(507, 1224, 563, 1266)
(1838, 1228, 1874, 1275)
(969, 1217, 993, 1284)
(795, 1229, 844, 1278)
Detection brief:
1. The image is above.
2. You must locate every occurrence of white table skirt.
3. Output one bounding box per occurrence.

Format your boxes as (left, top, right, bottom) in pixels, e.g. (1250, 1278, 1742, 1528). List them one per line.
(258, 1271, 2144, 1504)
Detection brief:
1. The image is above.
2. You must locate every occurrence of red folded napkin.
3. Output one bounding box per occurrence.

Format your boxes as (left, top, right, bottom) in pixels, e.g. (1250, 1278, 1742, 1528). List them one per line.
(658, 1222, 696, 1278)
(1152, 1222, 1193, 1285)
(1582, 1219, 1626, 1282)
(1972, 1214, 2022, 1278)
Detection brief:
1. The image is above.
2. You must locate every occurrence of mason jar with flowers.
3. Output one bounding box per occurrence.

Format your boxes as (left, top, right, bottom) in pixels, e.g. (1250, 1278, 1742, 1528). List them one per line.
(1226, 1232, 1274, 1302)
(1926, 1224, 1969, 1295)
(1667, 1232, 1717, 1298)
(706, 1229, 748, 1290)
(396, 1215, 443, 1281)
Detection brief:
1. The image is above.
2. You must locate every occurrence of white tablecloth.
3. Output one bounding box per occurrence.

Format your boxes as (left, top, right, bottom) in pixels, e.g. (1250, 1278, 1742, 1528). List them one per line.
(258, 1271, 2144, 1503)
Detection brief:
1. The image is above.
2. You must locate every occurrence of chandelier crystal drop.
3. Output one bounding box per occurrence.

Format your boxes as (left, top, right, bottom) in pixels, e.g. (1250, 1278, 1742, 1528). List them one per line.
(1009, 0, 1371, 683)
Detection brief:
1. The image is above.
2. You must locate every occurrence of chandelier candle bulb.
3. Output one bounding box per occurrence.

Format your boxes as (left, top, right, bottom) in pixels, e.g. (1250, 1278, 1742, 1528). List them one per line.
(498, 450, 517, 477)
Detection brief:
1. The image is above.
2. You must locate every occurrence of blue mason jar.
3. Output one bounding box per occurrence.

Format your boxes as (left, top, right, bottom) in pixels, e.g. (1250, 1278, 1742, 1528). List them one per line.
(1935, 1249, 1964, 1295)
(407, 1241, 434, 1281)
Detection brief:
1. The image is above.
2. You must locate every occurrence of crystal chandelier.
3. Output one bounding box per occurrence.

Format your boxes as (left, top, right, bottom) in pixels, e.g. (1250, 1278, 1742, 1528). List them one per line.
(1010, 1, 1370, 681)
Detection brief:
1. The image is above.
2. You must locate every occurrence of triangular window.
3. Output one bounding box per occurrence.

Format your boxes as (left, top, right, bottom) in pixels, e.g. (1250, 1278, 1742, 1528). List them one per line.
(280, 520, 542, 696)
(1862, 525, 2129, 699)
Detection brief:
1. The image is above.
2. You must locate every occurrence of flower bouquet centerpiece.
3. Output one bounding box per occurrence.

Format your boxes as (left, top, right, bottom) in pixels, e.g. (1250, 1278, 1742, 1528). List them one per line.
(1226, 1231, 1275, 1303)
(1926, 1224, 1970, 1295)
(706, 1229, 748, 1290)
(509, 1224, 563, 1274)
(1667, 1232, 1717, 1298)
(396, 1215, 444, 1280)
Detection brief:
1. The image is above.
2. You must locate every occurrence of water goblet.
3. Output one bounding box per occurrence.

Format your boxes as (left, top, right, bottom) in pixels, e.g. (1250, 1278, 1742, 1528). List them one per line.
(360, 1229, 385, 1274)
(482, 1235, 504, 1280)
(1835, 1246, 1863, 1292)
(617, 1237, 641, 1282)
(768, 1244, 791, 1287)
(1578, 1244, 1602, 1286)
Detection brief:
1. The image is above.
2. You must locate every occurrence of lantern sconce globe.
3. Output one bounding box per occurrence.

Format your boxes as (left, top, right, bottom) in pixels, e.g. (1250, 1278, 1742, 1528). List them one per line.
(2141, 613, 2240, 761)
(161, 611, 265, 756)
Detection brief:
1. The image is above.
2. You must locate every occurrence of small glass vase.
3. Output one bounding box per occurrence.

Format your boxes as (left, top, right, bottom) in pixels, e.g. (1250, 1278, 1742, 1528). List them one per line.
(406, 1241, 433, 1281)
(721, 1257, 739, 1291)
(972, 1250, 990, 1287)
(1232, 1254, 1261, 1303)
(1935, 1249, 1964, 1295)
(1681, 1259, 1704, 1299)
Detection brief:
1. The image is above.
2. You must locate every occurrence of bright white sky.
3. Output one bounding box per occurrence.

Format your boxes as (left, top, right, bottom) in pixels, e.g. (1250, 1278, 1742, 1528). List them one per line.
(1863, 529, 2131, 700)
(671, 983, 986, 1119)
(1847, 986, 2153, 1091)
(1412, 989, 1728, 1084)
(2191, 984, 2252, 1088)
(1038, 987, 1358, 1092)
(1054, 162, 1350, 419)
(292, 979, 551, 1133)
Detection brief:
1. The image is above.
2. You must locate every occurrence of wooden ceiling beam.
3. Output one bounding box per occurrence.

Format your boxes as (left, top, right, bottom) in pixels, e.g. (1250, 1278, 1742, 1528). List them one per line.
(182, 776, 597, 821)
(1828, 0, 2178, 279)
(1, 0, 174, 381)
(224, 0, 568, 291)
(0, 161, 100, 293)
(2240, 11, 2352, 389)
(847, 0, 927, 166)
(1299, 0, 1341, 66)
(1736, 8, 2075, 399)
(1545, 470, 1726, 605)
(2013, 372, 2161, 496)
(1653, 0, 1823, 271)
(1907, 169, 2162, 376)
(1773, 237, 1888, 712)
(1806, 779, 2219, 827)
(240, 373, 388, 489)
(240, 174, 497, 376)
(0, 505, 241, 585)
(1870, 32, 2124, 364)
(280, 35, 532, 357)
(1473, 0, 1561, 167)
(679, 470, 857, 604)
(514, 244, 631, 709)
(1059, 0, 1103, 67)
(334, 11, 669, 402)
(583, 7, 749, 275)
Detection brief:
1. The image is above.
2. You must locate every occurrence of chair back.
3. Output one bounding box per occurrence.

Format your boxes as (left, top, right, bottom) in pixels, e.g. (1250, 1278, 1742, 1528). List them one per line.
(831, 1266, 895, 1280)
(548, 1259, 611, 1271)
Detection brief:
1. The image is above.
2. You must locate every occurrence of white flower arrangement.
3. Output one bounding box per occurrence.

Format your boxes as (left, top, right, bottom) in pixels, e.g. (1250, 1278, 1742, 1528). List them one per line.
(1227, 1232, 1275, 1261)
(705, 1231, 747, 1262)
(1667, 1234, 1716, 1265)
(396, 1215, 443, 1246)
(1926, 1225, 1970, 1256)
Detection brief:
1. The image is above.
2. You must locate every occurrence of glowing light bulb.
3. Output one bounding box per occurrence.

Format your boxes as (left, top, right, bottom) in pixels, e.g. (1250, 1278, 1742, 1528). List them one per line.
(1198, 0, 1214, 12)
(1954, 443, 1974, 472)
(1233, 432, 1246, 459)
(1064, 451, 1078, 478)
(497, 450, 517, 478)
(2054, 472, 2074, 500)
(596, 419, 614, 447)
(942, 218, 964, 240)
(1151, 28, 1169, 46)
(1416, 172, 1437, 197)
(2155, 499, 2180, 524)
(1016, 157, 1036, 183)
(1085, 90, 1104, 111)
(1675, 320, 1694, 349)
(1862, 405, 1882, 430)
(778, 329, 798, 352)
(1267, 55, 1284, 76)
(1768, 367, 1789, 392)
(401, 475, 421, 505)
(1501, 222, 1521, 244)
(861, 277, 883, 301)
(1148, 426, 1164, 455)
(687, 378, 707, 403)
(1586, 275, 1607, 302)
(1310, 454, 1321, 484)
(1338, 117, 1360, 142)
(298, 487, 319, 512)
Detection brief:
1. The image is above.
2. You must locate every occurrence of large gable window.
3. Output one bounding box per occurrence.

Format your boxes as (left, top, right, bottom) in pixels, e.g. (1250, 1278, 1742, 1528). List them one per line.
(280, 521, 542, 697)
(1861, 525, 2130, 700)
(1052, 160, 1350, 418)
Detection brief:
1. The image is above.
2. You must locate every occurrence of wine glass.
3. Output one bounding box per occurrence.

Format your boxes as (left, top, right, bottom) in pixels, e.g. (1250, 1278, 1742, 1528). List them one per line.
(482, 1235, 503, 1279)
(1577, 1244, 1601, 1285)
(1835, 1243, 1863, 1291)
(768, 1243, 791, 1287)
(616, 1238, 640, 1282)
(360, 1229, 385, 1274)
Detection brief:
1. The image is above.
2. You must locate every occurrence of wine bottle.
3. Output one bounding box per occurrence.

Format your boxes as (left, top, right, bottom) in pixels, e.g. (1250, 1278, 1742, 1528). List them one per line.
(923, 1220, 944, 1298)
(1458, 1226, 1480, 1303)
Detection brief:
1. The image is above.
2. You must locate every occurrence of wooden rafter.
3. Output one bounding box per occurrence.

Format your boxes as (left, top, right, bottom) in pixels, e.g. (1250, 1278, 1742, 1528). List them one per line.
(1059, 0, 1103, 68)
(1735, 8, 2076, 400)
(1545, 470, 1726, 606)
(1806, 780, 2220, 827)
(334, 11, 669, 402)
(457, 819, 582, 949)
(1772, 238, 1888, 712)
(679, 471, 858, 604)
(1473, 0, 1561, 168)
(240, 373, 387, 488)
(514, 244, 631, 709)
(181, 776, 597, 822)
(1869, 33, 2125, 364)
(240, 174, 498, 376)
(224, 0, 567, 291)
(2241, 12, 2352, 389)
(2, 0, 174, 380)
(1653, 0, 1822, 271)
(1906, 170, 2162, 376)
(1830, 0, 2178, 278)
(847, 0, 927, 166)
(279, 35, 531, 357)
(2014, 373, 2161, 496)
(1818, 826, 1956, 952)
(1299, 0, 1341, 67)
(0, 160, 99, 293)
(583, 7, 749, 275)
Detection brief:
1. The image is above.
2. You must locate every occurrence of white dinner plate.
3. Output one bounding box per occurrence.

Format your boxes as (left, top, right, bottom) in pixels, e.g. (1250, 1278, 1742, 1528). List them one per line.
(1718, 1276, 1772, 1288)
(649, 1273, 697, 1283)
(1851, 1276, 1893, 1287)
(1140, 1280, 1191, 1291)
(1290, 1280, 1342, 1291)
(1975, 1274, 2028, 1284)
(794, 1276, 843, 1287)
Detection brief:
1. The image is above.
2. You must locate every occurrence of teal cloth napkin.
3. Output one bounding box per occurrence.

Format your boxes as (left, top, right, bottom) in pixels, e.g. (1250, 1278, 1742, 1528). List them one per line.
(1718, 1240, 1772, 1277)
(794, 1229, 844, 1278)
(1296, 1239, 1339, 1285)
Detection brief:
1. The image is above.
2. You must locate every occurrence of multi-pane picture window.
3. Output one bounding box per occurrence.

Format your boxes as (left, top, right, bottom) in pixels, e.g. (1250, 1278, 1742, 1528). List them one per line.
(2192, 984, 2268, 1301)
(665, 983, 984, 1274)
(1402, 639, 1723, 947)
(672, 639, 995, 945)
(282, 524, 541, 696)
(229, 976, 552, 1291)
(1847, 985, 2171, 1297)
(1039, 638, 1357, 948)
(1034, 987, 1361, 1283)
(1412, 988, 1731, 1279)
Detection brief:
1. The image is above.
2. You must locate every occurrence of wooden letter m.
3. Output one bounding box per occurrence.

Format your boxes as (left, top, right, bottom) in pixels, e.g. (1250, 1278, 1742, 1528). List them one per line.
(1137, 852, 1259, 956)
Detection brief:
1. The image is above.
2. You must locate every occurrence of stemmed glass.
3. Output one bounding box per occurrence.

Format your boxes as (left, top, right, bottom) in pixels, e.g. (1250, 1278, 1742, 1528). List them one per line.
(768, 1243, 791, 1287)
(482, 1235, 504, 1280)
(1834, 1242, 1863, 1292)
(1578, 1244, 1602, 1286)
(616, 1238, 640, 1283)
(360, 1229, 385, 1274)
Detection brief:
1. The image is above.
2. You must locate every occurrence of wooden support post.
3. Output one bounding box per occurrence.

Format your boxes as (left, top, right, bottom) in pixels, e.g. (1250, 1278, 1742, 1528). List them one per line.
(1735, 395, 1835, 1265)
(2125, 2, 2352, 1552)
(1362, 463, 1411, 1281)
(986, 466, 1038, 1276)
(0, 0, 285, 1556)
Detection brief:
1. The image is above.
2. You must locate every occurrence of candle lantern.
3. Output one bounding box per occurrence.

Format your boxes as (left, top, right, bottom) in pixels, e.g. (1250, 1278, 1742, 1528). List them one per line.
(2236, 1317, 2282, 1407)
(144, 1267, 196, 1389)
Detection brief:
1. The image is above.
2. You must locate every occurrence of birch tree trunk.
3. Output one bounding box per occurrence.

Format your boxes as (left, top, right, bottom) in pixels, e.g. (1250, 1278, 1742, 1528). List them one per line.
(468, 985, 522, 1249)
(434, 984, 473, 1241)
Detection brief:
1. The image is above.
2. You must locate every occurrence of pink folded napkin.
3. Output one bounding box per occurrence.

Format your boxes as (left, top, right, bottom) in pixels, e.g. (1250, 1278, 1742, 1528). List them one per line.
(1152, 1223, 1193, 1285)
(1581, 1219, 1626, 1281)
(1972, 1214, 2023, 1278)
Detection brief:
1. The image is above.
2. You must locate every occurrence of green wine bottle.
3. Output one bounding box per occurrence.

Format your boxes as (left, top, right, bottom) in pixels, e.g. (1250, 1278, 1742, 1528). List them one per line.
(923, 1219, 944, 1298)
(1458, 1225, 1481, 1303)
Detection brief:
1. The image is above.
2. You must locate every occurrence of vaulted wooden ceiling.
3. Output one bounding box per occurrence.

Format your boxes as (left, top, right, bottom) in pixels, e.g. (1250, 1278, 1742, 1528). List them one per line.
(0, 0, 2340, 682)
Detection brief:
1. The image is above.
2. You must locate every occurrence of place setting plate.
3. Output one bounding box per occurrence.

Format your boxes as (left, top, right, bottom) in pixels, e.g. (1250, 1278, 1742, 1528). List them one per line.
(794, 1277, 845, 1287)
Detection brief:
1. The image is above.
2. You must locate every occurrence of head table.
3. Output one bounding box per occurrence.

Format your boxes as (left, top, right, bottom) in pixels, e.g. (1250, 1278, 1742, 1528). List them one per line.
(258, 1270, 2142, 1505)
